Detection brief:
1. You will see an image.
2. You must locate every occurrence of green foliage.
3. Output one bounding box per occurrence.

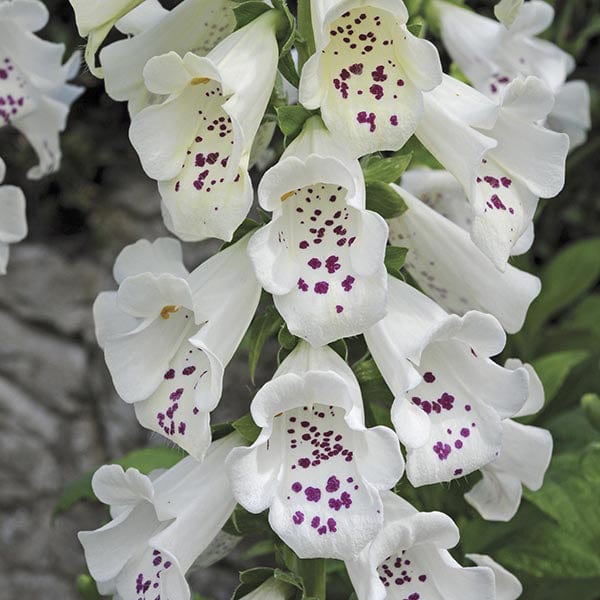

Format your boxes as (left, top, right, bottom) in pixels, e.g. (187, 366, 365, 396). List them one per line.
(247, 304, 284, 383)
(54, 446, 183, 516)
(276, 105, 315, 144)
(233, 1, 271, 30)
(232, 413, 261, 444)
(384, 246, 408, 280)
(361, 152, 413, 184)
(365, 181, 408, 219)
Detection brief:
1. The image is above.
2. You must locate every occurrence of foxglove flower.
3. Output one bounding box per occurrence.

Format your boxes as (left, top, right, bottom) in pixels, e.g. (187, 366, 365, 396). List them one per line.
(0, 0, 83, 178)
(465, 359, 552, 521)
(0, 157, 27, 274)
(226, 342, 404, 560)
(100, 0, 235, 115)
(94, 235, 261, 459)
(69, 0, 145, 75)
(345, 491, 496, 600)
(248, 116, 388, 347)
(238, 577, 295, 600)
(364, 277, 529, 486)
(299, 0, 442, 157)
(416, 74, 569, 269)
(435, 0, 591, 149)
(129, 11, 280, 242)
(467, 554, 523, 600)
(79, 432, 242, 600)
(389, 174, 541, 333)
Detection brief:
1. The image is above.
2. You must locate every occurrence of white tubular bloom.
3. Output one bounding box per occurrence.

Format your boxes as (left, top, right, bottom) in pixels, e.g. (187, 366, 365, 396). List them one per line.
(465, 359, 552, 521)
(129, 11, 280, 242)
(435, 0, 591, 149)
(299, 0, 442, 158)
(248, 116, 388, 347)
(417, 74, 569, 270)
(0, 157, 27, 274)
(100, 0, 235, 116)
(226, 342, 404, 561)
(467, 554, 523, 600)
(390, 175, 541, 333)
(93, 235, 261, 459)
(238, 578, 296, 600)
(0, 0, 83, 179)
(364, 277, 530, 487)
(345, 492, 496, 600)
(79, 433, 243, 600)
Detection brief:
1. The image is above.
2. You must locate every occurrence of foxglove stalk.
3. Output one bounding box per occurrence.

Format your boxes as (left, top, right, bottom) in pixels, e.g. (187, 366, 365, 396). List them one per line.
(345, 491, 496, 600)
(93, 235, 261, 459)
(465, 359, 552, 521)
(129, 11, 280, 241)
(416, 74, 569, 270)
(364, 277, 529, 486)
(435, 0, 591, 149)
(389, 175, 540, 333)
(0, 0, 83, 178)
(299, 0, 442, 157)
(466, 554, 523, 600)
(248, 116, 388, 347)
(0, 157, 27, 274)
(79, 433, 242, 600)
(226, 342, 404, 560)
(100, 0, 235, 115)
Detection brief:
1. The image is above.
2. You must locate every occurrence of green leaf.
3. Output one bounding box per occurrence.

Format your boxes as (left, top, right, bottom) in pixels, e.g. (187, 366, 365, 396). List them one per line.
(582, 393, 600, 431)
(279, 49, 300, 87)
(385, 246, 408, 279)
(248, 305, 283, 383)
(232, 413, 261, 444)
(407, 16, 426, 37)
(352, 358, 393, 403)
(329, 339, 349, 361)
(546, 407, 599, 454)
(365, 181, 408, 219)
(278, 324, 298, 350)
(361, 152, 413, 184)
(526, 238, 600, 334)
(211, 421, 235, 441)
(232, 568, 275, 600)
(225, 505, 272, 537)
(243, 539, 276, 559)
(220, 218, 261, 250)
(276, 105, 314, 142)
(54, 446, 183, 516)
(527, 350, 589, 416)
(233, 1, 271, 30)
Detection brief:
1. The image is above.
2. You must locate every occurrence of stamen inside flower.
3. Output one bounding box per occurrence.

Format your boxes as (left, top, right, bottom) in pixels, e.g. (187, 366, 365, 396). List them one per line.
(160, 305, 180, 319)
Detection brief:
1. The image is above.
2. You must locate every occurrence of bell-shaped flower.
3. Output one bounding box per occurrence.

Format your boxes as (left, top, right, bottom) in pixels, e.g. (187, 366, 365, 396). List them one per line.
(100, 0, 235, 115)
(434, 0, 591, 149)
(345, 491, 496, 600)
(416, 74, 569, 270)
(298, 0, 442, 158)
(238, 577, 296, 600)
(93, 235, 261, 459)
(248, 116, 388, 347)
(129, 11, 280, 242)
(226, 342, 405, 560)
(79, 432, 243, 600)
(364, 277, 530, 487)
(0, 157, 27, 274)
(466, 554, 523, 600)
(465, 359, 552, 521)
(0, 0, 83, 178)
(389, 174, 540, 333)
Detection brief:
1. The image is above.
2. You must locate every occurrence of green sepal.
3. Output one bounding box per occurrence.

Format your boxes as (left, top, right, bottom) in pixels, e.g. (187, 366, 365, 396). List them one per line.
(329, 339, 349, 362)
(365, 181, 408, 219)
(279, 323, 299, 350)
(247, 305, 284, 383)
(232, 413, 261, 444)
(385, 246, 408, 280)
(276, 105, 316, 144)
(221, 218, 261, 250)
(233, 1, 271, 30)
(224, 505, 272, 537)
(361, 151, 413, 184)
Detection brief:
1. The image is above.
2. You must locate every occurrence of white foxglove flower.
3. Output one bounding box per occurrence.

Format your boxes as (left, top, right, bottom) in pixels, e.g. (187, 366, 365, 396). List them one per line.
(226, 342, 404, 560)
(248, 116, 388, 347)
(299, 0, 442, 157)
(346, 491, 496, 600)
(435, 0, 591, 149)
(94, 235, 261, 459)
(129, 11, 280, 241)
(364, 277, 529, 486)
(390, 174, 540, 333)
(0, 157, 27, 274)
(467, 554, 523, 600)
(465, 359, 552, 521)
(417, 74, 569, 270)
(100, 0, 235, 115)
(0, 0, 83, 179)
(79, 433, 242, 600)
(69, 0, 145, 75)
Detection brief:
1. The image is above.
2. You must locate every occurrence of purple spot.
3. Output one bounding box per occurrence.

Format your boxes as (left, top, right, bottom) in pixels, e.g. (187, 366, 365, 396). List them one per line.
(314, 281, 329, 294)
(326, 476, 340, 492)
(293, 511, 304, 525)
(305, 487, 321, 502)
(423, 371, 435, 383)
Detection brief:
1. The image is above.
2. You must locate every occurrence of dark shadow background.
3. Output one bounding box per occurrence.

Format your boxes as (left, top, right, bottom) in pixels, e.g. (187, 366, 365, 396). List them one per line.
(0, 1, 597, 599)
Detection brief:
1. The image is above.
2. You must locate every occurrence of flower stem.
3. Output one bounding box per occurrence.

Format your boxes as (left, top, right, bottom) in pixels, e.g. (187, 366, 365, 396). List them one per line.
(297, 557, 326, 599)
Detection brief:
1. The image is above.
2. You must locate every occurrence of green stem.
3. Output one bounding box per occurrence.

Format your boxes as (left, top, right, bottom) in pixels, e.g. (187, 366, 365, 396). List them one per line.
(297, 557, 326, 599)
(297, 0, 316, 70)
